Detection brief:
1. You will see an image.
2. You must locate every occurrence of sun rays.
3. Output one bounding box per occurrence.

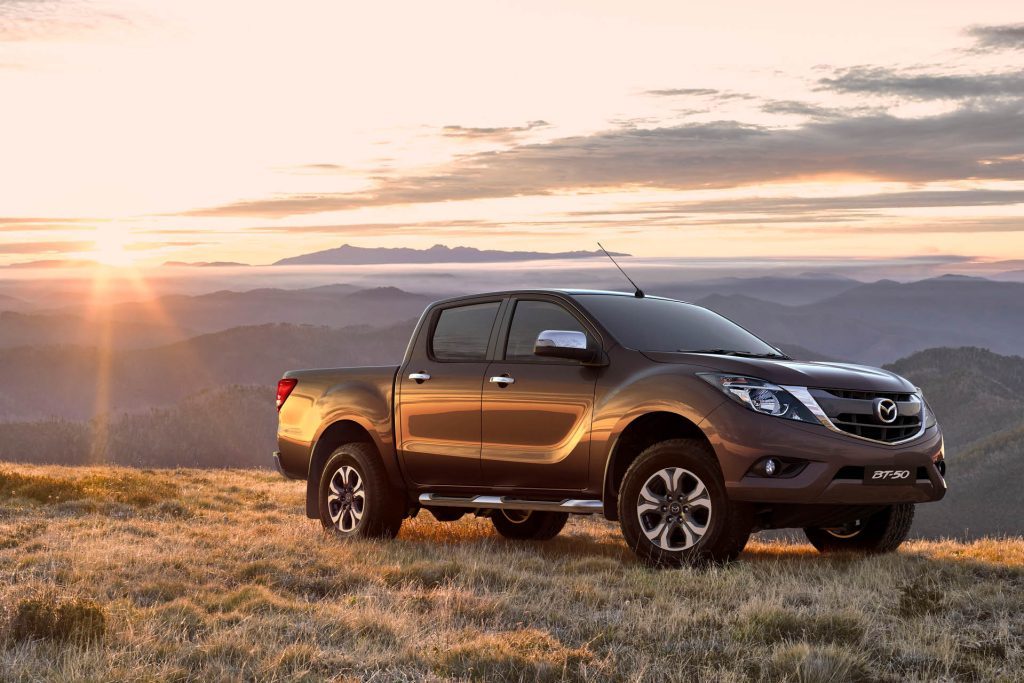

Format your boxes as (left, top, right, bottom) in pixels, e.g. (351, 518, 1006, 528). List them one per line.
(81, 254, 207, 464)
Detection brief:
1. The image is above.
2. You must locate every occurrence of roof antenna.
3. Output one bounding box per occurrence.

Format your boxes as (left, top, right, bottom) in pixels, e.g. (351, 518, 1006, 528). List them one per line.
(597, 242, 645, 298)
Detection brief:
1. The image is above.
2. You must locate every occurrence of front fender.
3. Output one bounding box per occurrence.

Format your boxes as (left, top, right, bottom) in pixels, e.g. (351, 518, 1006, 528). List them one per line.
(589, 364, 727, 495)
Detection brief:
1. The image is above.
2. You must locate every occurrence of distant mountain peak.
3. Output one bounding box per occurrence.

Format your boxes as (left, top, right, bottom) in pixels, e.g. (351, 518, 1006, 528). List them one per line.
(273, 243, 630, 266)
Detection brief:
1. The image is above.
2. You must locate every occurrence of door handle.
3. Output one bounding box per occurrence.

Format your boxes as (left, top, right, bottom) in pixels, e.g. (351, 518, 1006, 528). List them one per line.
(408, 372, 431, 383)
(489, 375, 515, 386)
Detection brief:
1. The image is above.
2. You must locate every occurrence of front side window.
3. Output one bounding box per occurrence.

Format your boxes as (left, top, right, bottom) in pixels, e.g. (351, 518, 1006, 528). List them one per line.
(431, 302, 501, 361)
(505, 300, 588, 361)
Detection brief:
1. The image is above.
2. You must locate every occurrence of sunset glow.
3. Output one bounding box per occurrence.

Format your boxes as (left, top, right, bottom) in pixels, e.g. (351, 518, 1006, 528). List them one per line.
(90, 227, 135, 266)
(1, 1, 1022, 267)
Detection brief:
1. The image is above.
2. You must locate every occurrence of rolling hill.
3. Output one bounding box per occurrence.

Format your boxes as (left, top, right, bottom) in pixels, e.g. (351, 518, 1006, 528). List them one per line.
(57, 285, 433, 335)
(0, 311, 193, 350)
(0, 321, 415, 420)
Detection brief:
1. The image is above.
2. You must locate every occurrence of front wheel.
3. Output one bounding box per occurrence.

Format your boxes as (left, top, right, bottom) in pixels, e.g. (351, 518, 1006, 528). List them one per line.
(318, 443, 405, 539)
(617, 439, 752, 567)
(804, 504, 914, 554)
(491, 510, 568, 540)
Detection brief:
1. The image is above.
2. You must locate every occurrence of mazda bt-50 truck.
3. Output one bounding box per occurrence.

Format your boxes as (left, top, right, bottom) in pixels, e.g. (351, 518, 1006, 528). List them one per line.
(274, 290, 946, 566)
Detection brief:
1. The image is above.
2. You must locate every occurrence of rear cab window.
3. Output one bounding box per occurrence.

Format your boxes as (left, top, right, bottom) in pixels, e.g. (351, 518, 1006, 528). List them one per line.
(430, 301, 501, 361)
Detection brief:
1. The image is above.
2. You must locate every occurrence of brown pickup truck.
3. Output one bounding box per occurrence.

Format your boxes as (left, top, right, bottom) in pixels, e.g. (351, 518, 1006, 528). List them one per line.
(274, 289, 947, 566)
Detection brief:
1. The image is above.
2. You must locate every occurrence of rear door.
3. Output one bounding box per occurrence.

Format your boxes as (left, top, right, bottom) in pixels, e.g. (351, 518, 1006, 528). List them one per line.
(397, 298, 504, 487)
(481, 296, 600, 491)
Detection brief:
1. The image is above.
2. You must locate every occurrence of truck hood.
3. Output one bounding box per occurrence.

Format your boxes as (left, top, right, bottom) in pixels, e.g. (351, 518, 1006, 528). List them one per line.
(641, 352, 915, 393)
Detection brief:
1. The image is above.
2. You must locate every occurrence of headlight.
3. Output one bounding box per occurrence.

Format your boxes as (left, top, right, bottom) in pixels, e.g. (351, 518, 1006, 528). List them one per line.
(698, 373, 821, 424)
(915, 386, 935, 428)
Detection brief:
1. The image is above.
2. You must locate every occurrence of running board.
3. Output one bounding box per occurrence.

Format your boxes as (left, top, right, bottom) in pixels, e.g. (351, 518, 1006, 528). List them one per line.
(418, 493, 602, 515)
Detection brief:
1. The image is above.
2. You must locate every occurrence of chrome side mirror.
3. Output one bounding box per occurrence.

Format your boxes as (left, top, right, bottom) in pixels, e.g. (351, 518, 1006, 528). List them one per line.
(534, 330, 598, 363)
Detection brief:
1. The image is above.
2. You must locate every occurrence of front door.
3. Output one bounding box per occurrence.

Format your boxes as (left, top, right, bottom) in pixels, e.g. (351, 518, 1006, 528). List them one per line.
(481, 298, 599, 491)
(398, 299, 503, 487)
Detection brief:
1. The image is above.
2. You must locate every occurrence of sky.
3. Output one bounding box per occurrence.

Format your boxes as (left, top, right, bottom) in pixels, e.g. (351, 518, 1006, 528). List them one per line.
(1, 0, 1023, 267)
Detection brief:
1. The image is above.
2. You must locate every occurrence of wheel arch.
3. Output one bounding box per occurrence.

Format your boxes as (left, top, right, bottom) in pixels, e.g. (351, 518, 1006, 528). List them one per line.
(305, 418, 402, 519)
(601, 411, 716, 521)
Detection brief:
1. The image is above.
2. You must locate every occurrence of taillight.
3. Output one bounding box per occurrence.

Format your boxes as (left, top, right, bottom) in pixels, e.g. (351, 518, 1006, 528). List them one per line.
(276, 378, 298, 411)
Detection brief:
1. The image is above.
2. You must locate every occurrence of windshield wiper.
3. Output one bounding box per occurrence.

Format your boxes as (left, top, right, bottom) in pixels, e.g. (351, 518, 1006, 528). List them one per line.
(681, 348, 790, 359)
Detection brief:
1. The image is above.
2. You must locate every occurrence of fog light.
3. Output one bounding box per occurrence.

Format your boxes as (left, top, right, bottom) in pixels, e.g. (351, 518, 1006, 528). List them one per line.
(764, 458, 779, 476)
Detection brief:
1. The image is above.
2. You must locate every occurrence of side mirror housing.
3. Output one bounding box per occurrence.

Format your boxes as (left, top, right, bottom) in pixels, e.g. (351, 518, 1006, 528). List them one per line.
(533, 330, 601, 364)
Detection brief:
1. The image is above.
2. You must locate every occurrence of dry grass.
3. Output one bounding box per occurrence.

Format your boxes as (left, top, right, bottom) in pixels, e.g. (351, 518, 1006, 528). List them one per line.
(0, 463, 1021, 682)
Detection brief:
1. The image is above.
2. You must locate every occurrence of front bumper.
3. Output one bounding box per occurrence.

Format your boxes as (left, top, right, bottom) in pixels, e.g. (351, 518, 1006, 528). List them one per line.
(702, 400, 947, 505)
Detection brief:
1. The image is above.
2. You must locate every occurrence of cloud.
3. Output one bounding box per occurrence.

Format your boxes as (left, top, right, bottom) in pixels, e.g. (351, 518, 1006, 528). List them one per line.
(0, 217, 94, 231)
(248, 219, 491, 234)
(646, 88, 720, 97)
(569, 189, 1024, 217)
(284, 163, 346, 174)
(187, 101, 1024, 217)
(0, 240, 91, 254)
(818, 66, 1024, 100)
(966, 23, 1024, 51)
(0, 0, 135, 41)
(645, 88, 754, 101)
(760, 100, 839, 117)
(441, 120, 549, 141)
(124, 241, 208, 251)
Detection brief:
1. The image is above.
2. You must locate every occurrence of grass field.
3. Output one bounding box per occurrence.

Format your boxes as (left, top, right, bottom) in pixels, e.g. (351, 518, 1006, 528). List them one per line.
(1, 464, 1021, 682)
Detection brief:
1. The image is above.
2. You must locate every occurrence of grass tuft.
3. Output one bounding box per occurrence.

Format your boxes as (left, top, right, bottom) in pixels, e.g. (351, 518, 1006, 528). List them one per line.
(769, 642, 871, 683)
(426, 628, 595, 682)
(8, 595, 106, 643)
(897, 576, 946, 617)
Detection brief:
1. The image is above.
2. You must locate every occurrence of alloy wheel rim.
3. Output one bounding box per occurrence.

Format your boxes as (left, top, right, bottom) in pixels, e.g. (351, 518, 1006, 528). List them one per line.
(824, 520, 863, 539)
(501, 510, 532, 524)
(637, 467, 712, 551)
(327, 465, 365, 533)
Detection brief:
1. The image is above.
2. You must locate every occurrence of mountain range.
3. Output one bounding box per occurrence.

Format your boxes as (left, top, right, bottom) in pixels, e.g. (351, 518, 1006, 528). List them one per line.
(695, 275, 1024, 364)
(273, 243, 629, 266)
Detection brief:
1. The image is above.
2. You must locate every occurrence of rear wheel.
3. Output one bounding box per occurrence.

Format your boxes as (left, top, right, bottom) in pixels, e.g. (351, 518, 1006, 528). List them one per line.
(491, 509, 568, 540)
(804, 504, 914, 554)
(318, 443, 405, 539)
(618, 439, 752, 567)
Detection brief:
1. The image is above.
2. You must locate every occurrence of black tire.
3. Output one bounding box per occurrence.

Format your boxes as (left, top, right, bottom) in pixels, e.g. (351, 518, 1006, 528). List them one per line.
(618, 439, 752, 567)
(426, 507, 466, 522)
(491, 510, 568, 540)
(318, 443, 405, 539)
(804, 504, 915, 554)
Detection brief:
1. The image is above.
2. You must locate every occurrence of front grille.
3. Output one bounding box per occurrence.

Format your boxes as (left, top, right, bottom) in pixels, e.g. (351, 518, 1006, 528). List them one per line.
(812, 388, 924, 444)
(826, 389, 914, 402)
(832, 413, 922, 442)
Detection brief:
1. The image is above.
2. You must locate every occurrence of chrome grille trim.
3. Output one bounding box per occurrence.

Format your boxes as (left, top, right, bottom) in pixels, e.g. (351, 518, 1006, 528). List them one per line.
(783, 385, 928, 446)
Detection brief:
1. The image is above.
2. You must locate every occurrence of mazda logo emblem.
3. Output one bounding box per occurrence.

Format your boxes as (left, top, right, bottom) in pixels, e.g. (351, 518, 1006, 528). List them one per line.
(874, 398, 899, 424)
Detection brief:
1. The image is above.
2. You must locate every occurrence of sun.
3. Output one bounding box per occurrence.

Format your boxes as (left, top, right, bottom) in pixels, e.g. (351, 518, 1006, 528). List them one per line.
(91, 226, 136, 267)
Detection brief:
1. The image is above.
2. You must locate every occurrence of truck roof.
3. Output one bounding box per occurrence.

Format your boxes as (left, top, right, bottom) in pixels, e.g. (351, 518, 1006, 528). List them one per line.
(430, 289, 688, 307)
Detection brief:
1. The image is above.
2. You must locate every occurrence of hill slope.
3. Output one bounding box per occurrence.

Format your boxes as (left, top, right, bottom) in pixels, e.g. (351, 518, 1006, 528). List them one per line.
(0, 464, 1020, 681)
(885, 347, 1024, 538)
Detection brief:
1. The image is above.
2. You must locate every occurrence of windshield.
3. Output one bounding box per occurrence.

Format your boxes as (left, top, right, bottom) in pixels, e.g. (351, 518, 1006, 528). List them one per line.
(574, 294, 784, 356)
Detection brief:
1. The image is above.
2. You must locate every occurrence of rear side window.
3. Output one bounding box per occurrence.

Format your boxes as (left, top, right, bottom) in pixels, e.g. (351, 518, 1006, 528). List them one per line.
(431, 302, 501, 361)
(505, 300, 588, 361)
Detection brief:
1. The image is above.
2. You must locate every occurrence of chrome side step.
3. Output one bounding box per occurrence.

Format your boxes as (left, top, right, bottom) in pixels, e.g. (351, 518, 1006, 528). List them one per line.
(418, 493, 602, 515)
